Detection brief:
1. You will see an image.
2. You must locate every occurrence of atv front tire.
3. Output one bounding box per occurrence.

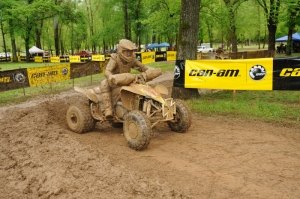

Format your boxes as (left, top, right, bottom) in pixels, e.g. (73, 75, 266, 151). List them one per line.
(167, 99, 191, 133)
(123, 110, 152, 151)
(66, 102, 95, 133)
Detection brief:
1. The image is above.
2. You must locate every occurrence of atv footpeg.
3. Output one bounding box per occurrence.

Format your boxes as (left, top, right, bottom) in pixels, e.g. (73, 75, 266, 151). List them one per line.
(90, 103, 104, 121)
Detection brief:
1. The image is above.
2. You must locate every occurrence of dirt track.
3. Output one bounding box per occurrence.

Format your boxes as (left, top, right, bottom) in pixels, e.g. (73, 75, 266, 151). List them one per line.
(0, 89, 300, 199)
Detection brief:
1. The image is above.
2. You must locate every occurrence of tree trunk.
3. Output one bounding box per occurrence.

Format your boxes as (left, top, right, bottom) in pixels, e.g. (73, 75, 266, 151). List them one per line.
(54, 16, 60, 56)
(177, 0, 200, 60)
(286, 1, 300, 55)
(228, 7, 238, 52)
(223, 0, 238, 53)
(85, 0, 96, 52)
(172, 0, 200, 99)
(25, 32, 31, 62)
(258, 0, 280, 54)
(25, 17, 32, 62)
(123, 0, 131, 39)
(267, 22, 277, 52)
(35, 20, 43, 49)
(286, 28, 293, 55)
(0, 18, 8, 61)
(135, 0, 142, 49)
(8, 19, 18, 62)
(70, 22, 74, 55)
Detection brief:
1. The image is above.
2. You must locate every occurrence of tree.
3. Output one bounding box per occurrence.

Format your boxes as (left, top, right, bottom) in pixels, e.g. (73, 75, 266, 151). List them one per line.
(223, 0, 247, 52)
(172, 0, 200, 99)
(0, 2, 8, 61)
(142, 0, 180, 46)
(0, 0, 18, 62)
(7, 0, 59, 61)
(256, 0, 281, 53)
(286, 0, 300, 55)
(123, 0, 131, 39)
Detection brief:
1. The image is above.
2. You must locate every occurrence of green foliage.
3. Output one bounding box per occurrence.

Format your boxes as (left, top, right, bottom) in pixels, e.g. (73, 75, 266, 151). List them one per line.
(142, 0, 180, 44)
(1, 0, 300, 54)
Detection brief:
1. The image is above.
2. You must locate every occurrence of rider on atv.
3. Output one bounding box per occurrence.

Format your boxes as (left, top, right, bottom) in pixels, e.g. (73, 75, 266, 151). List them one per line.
(101, 39, 149, 119)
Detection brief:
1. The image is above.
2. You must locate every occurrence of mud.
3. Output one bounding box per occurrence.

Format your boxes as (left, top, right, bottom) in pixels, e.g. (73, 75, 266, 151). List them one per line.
(0, 87, 299, 198)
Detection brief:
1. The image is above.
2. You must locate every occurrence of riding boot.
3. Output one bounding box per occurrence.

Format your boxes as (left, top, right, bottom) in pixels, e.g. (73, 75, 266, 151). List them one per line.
(100, 79, 113, 120)
(101, 92, 113, 120)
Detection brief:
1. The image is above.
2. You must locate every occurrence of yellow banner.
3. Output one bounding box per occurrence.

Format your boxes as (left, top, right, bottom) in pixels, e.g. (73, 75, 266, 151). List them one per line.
(92, 55, 105, 61)
(69, 56, 81, 63)
(185, 58, 273, 90)
(167, 51, 176, 61)
(51, 56, 60, 63)
(27, 64, 70, 86)
(141, 52, 155, 64)
(34, 56, 43, 63)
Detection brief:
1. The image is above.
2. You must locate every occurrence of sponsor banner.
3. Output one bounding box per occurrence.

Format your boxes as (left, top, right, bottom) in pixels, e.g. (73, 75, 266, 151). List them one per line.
(34, 56, 43, 63)
(60, 56, 69, 62)
(27, 64, 70, 87)
(0, 68, 30, 92)
(141, 52, 155, 64)
(273, 58, 300, 90)
(69, 56, 81, 63)
(80, 56, 91, 62)
(92, 54, 105, 61)
(70, 61, 101, 79)
(155, 51, 167, 62)
(184, 58, 273, 90)
(167, 51, 176, 61)
(173, 60, 185, 88)
(173, 58, 300, 90)
(51, 56, 61, 63)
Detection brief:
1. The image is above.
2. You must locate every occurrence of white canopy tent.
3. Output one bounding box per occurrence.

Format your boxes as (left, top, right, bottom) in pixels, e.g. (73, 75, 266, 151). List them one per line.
(29, 46, 44, 54)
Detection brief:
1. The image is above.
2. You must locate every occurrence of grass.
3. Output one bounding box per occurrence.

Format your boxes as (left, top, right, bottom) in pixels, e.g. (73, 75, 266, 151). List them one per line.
(186, 90, 300, 125)
(0, 60, 299, 126)
(147, 61, 175, 72)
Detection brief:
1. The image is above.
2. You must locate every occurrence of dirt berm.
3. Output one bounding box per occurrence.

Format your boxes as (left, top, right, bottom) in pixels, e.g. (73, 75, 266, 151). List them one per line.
(0, 72, 299, 199)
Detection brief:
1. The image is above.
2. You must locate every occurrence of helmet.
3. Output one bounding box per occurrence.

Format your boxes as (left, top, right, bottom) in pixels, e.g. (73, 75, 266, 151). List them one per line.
(117, 39, 137, 62)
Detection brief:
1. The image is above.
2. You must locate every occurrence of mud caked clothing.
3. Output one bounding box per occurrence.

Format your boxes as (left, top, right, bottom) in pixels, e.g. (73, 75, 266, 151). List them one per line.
(105, 53, 148, 78)
(101, 53, 148, 119)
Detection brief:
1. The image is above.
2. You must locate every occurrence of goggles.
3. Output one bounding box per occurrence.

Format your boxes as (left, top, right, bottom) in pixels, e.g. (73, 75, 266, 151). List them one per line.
(123, 50, 136, 57)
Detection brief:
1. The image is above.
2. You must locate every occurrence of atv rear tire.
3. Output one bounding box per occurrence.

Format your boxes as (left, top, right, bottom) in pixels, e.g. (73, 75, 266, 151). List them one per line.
(167, 99, 191, 133)
(66, 102, 95, 133)
(123, 110, 152, 151)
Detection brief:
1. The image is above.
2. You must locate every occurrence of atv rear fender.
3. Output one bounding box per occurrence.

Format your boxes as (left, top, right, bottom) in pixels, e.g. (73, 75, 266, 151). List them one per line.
(74, 86, 101, 103)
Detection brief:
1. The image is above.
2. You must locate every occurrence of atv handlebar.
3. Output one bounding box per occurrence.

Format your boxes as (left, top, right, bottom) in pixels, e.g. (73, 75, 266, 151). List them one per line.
(108, 68, 162, 87)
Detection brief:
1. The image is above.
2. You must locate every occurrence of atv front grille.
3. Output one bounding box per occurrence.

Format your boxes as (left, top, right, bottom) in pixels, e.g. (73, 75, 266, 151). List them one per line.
(162, 98, 176, 121)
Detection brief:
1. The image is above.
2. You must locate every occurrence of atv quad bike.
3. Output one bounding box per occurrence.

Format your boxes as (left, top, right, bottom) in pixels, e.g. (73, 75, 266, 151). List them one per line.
(66, 69, 191, 150)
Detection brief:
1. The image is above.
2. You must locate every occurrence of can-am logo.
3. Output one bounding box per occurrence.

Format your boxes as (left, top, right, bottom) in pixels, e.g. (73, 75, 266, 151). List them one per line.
(249, 65, 266, 80)
(174, 65, 180, 79)
(14, 72, 26, 83)
(62, 68, 68, 75)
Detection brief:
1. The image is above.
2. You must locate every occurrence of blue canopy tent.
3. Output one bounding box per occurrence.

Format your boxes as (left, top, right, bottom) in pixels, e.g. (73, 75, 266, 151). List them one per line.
(276, 32, 300, 53)
(158, 42, 170, 47)
(276, 32, 300, 42)
(147, 42, 170, 50)
(147, 43, 160, 49)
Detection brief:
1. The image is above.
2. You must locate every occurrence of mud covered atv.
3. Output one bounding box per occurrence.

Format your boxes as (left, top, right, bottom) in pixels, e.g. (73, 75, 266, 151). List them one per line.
(66, 70, 191, 150)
